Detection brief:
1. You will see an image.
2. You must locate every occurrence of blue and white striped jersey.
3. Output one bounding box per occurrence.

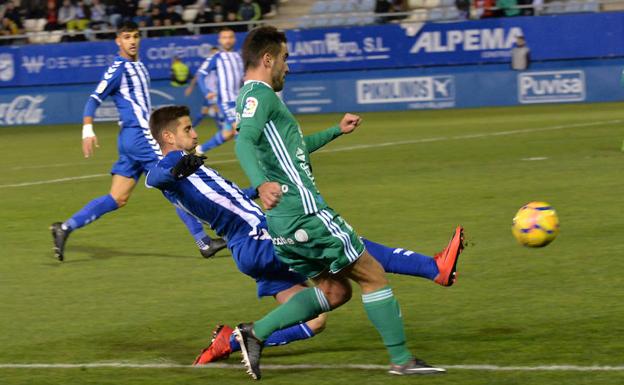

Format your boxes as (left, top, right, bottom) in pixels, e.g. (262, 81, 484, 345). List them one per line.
(208, 51, 244, 121)
(146, 151, 268, 246)
(197, 54, 217, 97)
(86, 56, 152, 129)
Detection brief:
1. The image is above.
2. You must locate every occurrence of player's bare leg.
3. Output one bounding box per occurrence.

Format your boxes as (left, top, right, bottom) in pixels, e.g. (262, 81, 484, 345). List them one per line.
(50, 175, 135, 261)
(345, 252, 445, 375)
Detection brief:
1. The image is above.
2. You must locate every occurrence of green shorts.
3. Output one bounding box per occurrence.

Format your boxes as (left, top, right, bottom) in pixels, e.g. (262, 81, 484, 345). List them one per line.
(266, 207, 365, 279)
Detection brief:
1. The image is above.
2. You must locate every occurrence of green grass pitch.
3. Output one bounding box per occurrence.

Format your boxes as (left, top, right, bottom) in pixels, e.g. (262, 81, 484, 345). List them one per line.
(1, 103, 623, 385)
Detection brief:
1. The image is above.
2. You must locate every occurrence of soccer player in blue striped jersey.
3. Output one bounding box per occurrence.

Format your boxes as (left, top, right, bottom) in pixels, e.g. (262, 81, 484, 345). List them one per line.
(145, 105, 464, 368)
(184, 46, 224, 130)
(49, 22, 226, 261)
(194, 28, 244, 155)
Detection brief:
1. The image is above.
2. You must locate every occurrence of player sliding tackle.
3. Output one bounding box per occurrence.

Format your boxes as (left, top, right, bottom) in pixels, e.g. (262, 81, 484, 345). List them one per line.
(145, 105, 464, 376)
(231, 26, 465, 380)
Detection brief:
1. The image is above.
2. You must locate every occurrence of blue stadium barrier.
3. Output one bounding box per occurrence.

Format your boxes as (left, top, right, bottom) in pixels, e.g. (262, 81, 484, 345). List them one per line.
(2, 13, 624, 88)
(1, 58, 623, 126)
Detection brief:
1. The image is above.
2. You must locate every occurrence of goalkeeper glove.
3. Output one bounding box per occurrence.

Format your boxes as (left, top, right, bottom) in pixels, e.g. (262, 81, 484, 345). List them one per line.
(171, 154, 206, 179)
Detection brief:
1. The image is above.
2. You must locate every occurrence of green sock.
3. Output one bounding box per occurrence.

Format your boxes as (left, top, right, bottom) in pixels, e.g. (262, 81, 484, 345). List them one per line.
(253, 287, 330, 341)
(362, 286, 413, 365)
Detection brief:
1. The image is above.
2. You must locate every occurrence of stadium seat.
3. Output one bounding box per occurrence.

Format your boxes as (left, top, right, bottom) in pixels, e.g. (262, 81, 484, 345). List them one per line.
(358, 0, 376, 12)
(406, 8, 428, 21)
(327, 0, 345, 13)
(582, 0, 599, 12)
(543, 1, 565, 14)
(445, 6, 461, 19)
(23, 19, 38, 32)
(427, 8, 445, 20)
(563, 1, 583, 12)
(440, 0, 455, 7)
(408, 0, 426, 8)
(310, 1, 328, 14)
(47, 31, 64, 43)
(424, 0, 441, 8)
(182, 8, 198, 22)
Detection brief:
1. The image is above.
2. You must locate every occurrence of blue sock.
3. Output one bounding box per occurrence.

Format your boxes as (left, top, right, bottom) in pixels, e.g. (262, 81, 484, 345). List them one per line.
(199, 131, 226, 153)
(63, 194, 118, 231)
(229, 323, 314, 352)
(363, 238, 439, 280)
(174, 207, 206, 243)
(192, 112, 205, 127)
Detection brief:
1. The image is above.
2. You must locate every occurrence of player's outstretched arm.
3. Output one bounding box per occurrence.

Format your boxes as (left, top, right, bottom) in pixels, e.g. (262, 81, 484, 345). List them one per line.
(303, 113, 362, 153)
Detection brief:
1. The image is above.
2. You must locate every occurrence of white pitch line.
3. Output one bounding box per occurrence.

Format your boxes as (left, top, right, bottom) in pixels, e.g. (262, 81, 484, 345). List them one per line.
(0, 174, 109, 188)
(2, 119, 621, 189)
(0, 362, 623, 371)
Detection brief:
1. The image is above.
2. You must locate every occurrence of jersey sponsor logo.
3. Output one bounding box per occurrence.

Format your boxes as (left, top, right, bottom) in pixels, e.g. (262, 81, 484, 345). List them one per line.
(95, 80, 108, 94)
(0, 53, 15, 81)
(0, 95, 46, 125)
(242, 96, 258, 117)
(356, 76, 455, 105)
(518, 70, 585, 104)
(272, 236, 295, 245)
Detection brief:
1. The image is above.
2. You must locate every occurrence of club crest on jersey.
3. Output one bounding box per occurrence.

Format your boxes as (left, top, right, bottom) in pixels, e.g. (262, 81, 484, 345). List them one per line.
(242, 96, 258, 117)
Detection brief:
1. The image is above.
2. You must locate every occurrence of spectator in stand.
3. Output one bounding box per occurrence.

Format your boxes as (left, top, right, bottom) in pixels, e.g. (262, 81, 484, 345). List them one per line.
(474, 0, 499, 18)
(238, 0, 261, 28)
(222, 0, 240, 15)
(74, 0, 91, 31)
(58, 0, 78, 30)
(2, 1, 22, 29)
(497, 0, 520, 16)
(149, 17, 163, 37)
(257, 0, 277, 17)
(89, 0, 110, 28)
(133, 7, 151, 27)
(226, 11, 245, 32)
(21, 0, 46, 19)
(456, 0, 470, 19)
(149, 0, 168, 16)
(0, 16, 20, 41)
(119, 0, 137, 23)
(44, 0, 59, 30)
(165, 4, 183, 24)
(517, 0, 532, 15)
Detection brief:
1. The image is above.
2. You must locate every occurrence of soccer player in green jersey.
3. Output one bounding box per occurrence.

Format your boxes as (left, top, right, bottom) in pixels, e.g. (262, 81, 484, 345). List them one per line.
(232, 26, 464, 380)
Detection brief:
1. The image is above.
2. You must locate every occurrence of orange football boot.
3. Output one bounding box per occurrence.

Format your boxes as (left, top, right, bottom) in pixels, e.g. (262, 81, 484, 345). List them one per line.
(433, 226, 464, 287)
(193, 324, 234, 365)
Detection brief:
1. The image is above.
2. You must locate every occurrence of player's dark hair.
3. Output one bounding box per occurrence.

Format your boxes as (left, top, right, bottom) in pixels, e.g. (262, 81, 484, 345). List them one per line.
(242, 26, 287, 71)
(117, 21, 139, 35)
(219, 27, 234, 34)
(150, 105, 190, 146)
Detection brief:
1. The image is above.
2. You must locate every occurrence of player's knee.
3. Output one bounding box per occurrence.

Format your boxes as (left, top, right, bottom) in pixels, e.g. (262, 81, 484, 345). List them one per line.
(306, 313, 328, 335)
(223, 130, 235, 140)
(112, 195, 129, 208)
(323, 284, 352, 309)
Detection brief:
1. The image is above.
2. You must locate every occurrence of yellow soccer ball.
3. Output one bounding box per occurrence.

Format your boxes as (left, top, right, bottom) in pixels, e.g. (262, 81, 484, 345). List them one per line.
(512, 202, 560, 247)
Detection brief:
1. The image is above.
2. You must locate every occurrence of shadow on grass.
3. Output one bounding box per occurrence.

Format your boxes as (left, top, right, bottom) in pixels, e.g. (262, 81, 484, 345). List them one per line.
(41, 244, 231, 265)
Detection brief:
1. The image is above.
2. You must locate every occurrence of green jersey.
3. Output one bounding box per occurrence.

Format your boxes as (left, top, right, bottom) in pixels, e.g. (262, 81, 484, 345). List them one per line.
(235, 80, 342, 217)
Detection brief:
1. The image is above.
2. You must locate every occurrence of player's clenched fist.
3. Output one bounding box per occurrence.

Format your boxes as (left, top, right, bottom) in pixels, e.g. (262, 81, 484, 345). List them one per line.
(339, 113, 362, 134)
(171, 154, 206, 179)
(258, 181, 282, 210)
